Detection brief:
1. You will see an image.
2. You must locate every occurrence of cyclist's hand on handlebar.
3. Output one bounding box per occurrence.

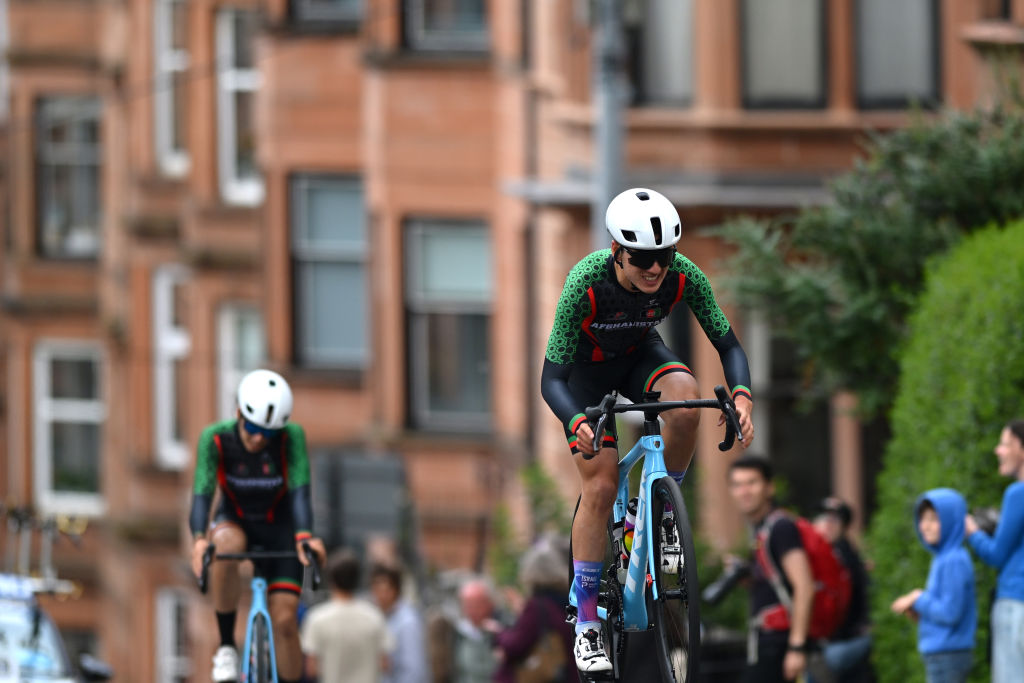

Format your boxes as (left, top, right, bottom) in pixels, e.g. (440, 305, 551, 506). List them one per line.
(718, 394, 755, 448)
(191, 537, 210, 579)
(574, 422, 597, 458)
(297, 537, 326, 568)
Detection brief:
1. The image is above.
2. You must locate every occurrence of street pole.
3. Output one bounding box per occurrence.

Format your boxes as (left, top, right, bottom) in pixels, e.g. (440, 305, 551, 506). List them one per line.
(592, 0, 625, 251)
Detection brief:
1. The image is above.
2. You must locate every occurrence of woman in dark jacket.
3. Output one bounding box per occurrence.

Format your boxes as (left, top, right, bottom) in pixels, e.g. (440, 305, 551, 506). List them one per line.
(494, 535, 576, 683)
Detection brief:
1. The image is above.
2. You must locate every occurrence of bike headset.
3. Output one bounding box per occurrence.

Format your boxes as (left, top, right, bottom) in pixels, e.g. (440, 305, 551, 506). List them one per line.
(237, 369, 293, 431)
(605, 187, 682, 270)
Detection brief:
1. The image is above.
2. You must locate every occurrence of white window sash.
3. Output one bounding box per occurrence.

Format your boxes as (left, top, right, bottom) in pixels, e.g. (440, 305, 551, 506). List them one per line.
(217, 304, 266, 421)
(216, 9, 263, 206)
(153, 265, 191, 470)
(155, 588, 191, 683)
(153, 0, 190, 177)
(32, 341, 105, 517)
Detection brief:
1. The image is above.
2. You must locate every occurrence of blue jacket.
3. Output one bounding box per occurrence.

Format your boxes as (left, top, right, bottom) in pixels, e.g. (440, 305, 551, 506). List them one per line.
(912, 488, 977, 655)
(968, 481, 1024, 602)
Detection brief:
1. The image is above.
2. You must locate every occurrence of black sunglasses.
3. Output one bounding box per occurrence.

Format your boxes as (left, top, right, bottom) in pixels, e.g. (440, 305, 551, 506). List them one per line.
(624, 246, 675, 270)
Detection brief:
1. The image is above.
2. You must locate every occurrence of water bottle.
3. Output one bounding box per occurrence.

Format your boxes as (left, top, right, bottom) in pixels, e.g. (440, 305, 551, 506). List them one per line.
(623, 497, 638, 553)
(611, 519, 628, 583)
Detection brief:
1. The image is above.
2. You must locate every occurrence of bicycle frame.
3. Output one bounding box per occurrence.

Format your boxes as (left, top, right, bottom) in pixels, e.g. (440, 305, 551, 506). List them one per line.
(567, 432, 672, 631)
(241, 575, 277, 683)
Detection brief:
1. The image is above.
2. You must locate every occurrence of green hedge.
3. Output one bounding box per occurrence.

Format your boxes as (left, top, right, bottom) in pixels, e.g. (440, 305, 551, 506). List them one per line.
(867, 220, 1024, 682)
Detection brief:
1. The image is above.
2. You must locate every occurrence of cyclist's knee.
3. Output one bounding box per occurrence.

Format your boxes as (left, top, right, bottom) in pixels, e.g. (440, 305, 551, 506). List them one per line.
(662, 404, 700, 434)
(581, 477, 617, 510)
(269, 600, 299, 638)
(210, 523, 245, 551)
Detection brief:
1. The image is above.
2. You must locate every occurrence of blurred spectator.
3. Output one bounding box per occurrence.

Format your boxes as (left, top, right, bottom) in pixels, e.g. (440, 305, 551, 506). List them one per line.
(453, 578, 502, 683)
(300, 548, 393, 683)
(965, 419, 1024, 683)
(811, 497, 873, 683)
(494, 535, 575, 683)
(370, 562, 428, 683)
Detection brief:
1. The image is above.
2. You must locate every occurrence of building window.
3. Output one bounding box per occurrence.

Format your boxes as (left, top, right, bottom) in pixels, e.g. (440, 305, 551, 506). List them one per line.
(741, 0, 826, 109)
(216, 8, 263, 206)
(35, 97, 103, 258)
(630, 0, 694, 106)
(154, 0, 190, 177)
(856, 0, 940, 108)
(218, 304, 266, 420)
(293, 0, 362, 24)
(404, 0, 488, 52)
(33, 341, 105, 516)
(290, 175, 367, 369)
(155, 588, 191, 683)
(405, 219, 492, 431)
(979, 0, 1011, 20)
(153, 265, 190, 469)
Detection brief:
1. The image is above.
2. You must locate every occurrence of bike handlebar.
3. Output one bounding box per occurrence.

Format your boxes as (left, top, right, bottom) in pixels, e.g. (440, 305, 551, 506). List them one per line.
(197, 541, 322, 593)
(581, 384, 743, 460)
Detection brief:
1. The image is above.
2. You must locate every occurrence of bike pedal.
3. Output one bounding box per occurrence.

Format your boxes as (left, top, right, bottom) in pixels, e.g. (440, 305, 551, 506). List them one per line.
(565, 604, 578, 625)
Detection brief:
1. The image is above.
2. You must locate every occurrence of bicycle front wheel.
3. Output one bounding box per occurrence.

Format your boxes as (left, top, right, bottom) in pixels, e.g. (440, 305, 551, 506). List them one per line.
(649, 476, 700, 682)
(249, 613, 275, 683)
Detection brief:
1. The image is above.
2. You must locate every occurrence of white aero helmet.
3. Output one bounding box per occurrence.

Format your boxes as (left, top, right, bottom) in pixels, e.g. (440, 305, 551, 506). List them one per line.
(605, 188, 682, 250)
(237, 369, 293, 430)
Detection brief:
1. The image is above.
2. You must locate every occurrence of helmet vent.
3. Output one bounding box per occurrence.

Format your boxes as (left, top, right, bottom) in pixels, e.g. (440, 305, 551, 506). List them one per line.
(265, 405, 275, 425)
(635, 191, 650, 201)
(621, 230, 636, 243)
(650, 217, 663, 245)
(674, 223, 681, 239)
(244, 404, 253, 416)
(269, 379, 277, 387)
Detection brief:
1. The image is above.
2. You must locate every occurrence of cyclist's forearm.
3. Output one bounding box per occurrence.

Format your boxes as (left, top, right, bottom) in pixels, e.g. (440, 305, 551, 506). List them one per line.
(189, 494, 213, 538)
(711, 329, 752, 399)
(290, 484, 314, 539)
(541, 359, 583, 429)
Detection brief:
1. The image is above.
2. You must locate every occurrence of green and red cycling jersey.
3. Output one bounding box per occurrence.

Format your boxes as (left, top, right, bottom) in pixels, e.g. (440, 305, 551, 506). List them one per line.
(541, 249, 752, 432)
(188, 420, 314, 543)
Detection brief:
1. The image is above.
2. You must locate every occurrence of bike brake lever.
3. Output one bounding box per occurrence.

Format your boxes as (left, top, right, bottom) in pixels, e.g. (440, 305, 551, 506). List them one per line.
(198, 543, 216, 594)
(713, 385, 743, 452)
(301, 541, 322, 590)
(582, 394, 616, 461)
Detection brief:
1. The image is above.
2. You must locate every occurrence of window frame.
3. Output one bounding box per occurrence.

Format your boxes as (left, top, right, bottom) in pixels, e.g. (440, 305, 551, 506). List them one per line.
(35, 96, 103, 259)
(739, 0, 828, 110)
(854, 0, 942, 110)
(216, 8, 263, 206)
(217, 303, 266, 420)
(32, 339, 106, 517)
(630, 0, 695, 107)
(153, 264, 191, 470)
(403, 0, 490, 53)
(292, 0, 363, 25)
(153, 0, 191, 177)
(154, 588, 191, 683)
(404, 218, 493, 432)
(290, 173, 368, 370)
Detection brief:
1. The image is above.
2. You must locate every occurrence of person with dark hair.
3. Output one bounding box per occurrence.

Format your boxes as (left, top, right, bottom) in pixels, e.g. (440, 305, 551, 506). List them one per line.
(300, 548, 393, 683)
(965, 419, 1024, 683)
(812, 497, 873, 683)
(728, 454, 817, 683)
(370, 563, 428, 683)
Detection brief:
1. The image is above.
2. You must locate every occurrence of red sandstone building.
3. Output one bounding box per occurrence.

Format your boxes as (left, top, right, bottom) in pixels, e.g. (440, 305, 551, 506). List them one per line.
(0, 0, 1021, 678)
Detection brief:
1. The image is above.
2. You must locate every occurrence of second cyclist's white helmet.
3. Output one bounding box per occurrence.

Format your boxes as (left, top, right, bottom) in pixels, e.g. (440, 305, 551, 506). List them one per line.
(237, 369, 293, 430)
(605, 188, 682, 250)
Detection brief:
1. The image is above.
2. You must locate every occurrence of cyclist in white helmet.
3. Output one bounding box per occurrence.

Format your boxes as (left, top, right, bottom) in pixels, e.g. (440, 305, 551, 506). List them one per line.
(541, 188, 756, 675)
(189, 369, 327, 683)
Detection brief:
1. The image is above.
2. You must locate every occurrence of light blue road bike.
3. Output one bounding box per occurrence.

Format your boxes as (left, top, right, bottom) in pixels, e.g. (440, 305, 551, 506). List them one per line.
(569, 385, 741, 682)
(199, 543, 320, 683)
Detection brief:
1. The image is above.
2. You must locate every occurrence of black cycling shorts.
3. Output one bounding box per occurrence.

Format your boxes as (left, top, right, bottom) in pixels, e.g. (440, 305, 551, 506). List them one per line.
(212, 500, 303, 595)
(562, 334, 694, 454)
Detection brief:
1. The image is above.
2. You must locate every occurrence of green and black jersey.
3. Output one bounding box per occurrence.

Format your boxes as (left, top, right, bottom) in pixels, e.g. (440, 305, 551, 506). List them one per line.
(188, 420, 314, 541)
(541, 250, 752, 432)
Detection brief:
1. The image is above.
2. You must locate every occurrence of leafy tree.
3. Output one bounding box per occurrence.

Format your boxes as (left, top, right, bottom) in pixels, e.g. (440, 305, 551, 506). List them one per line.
(719, 106, 1024, 416)
(867, 220, 1024, 682)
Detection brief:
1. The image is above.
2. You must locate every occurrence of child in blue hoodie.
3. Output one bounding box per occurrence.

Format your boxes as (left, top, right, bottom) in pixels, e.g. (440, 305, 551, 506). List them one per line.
(890, 488, 976, 683)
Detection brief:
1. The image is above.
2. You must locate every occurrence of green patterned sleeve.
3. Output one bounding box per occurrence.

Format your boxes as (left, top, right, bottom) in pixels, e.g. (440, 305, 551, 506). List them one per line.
(284, 423, 311, 490)
(544, 251, 607, 364)
(189, 422, 223, 537)
(675, 255, 731, 341)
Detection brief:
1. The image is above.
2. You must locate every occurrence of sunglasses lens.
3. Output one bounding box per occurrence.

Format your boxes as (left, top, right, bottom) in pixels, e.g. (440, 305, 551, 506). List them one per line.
(627, 247, 674, 269)
(243, 419, 278, 438)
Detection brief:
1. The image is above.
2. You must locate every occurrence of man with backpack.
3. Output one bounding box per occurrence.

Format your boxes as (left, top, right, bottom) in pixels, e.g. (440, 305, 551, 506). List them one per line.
(727, 455, 851, 683)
